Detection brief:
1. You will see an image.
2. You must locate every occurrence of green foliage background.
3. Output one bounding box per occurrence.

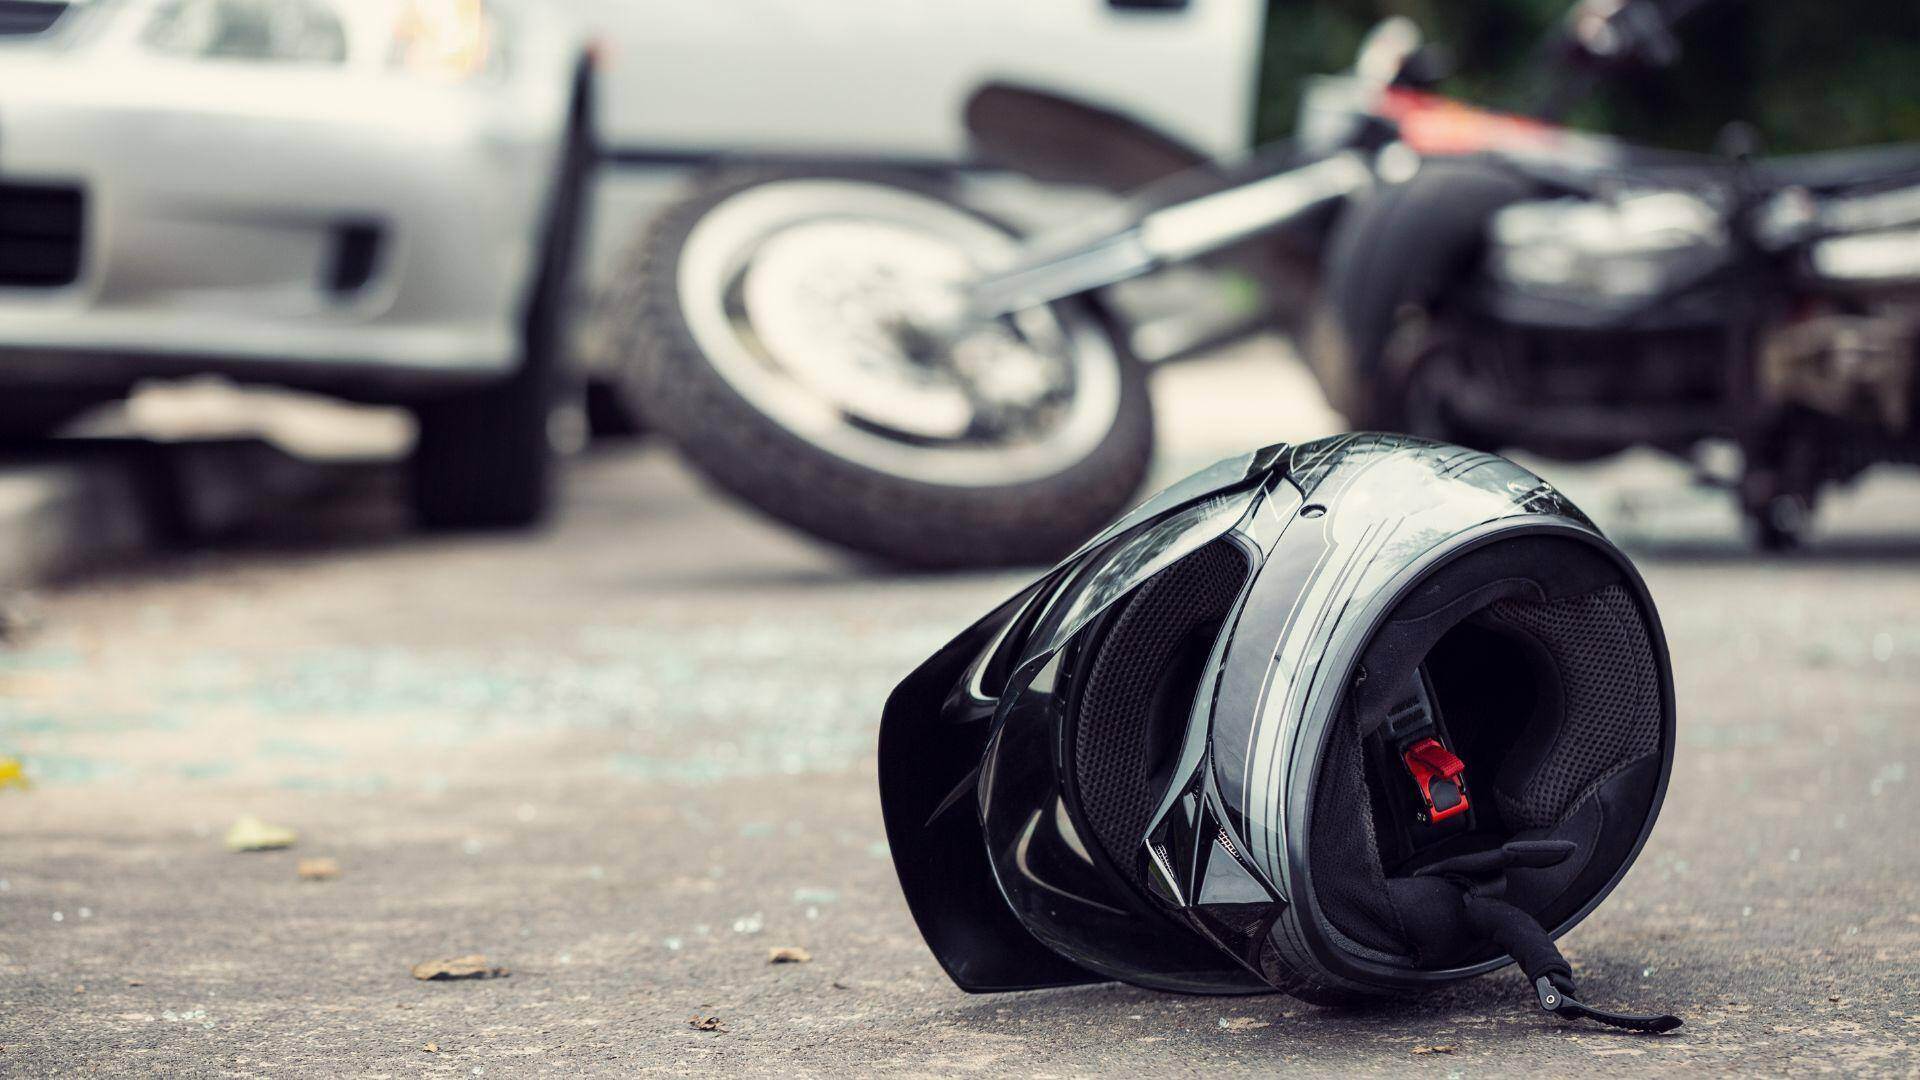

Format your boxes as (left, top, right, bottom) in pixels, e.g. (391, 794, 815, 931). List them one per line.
(1256, 1, 1920, 153)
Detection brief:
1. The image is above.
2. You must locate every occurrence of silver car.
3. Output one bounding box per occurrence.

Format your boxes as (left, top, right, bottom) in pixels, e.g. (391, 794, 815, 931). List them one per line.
(0, 0, 594, 527)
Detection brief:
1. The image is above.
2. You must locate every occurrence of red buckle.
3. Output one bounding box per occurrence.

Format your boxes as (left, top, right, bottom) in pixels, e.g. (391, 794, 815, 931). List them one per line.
(1401, 737, 1470, 822)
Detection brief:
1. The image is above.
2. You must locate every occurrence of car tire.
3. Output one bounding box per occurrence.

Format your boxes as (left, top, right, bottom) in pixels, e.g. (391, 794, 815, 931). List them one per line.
(583, 378, 647, 440)
(409, 67, 593, 531)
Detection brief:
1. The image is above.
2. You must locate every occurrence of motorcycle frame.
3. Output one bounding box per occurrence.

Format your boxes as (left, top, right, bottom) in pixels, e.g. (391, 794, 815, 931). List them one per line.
(958, 67, 1643, 336)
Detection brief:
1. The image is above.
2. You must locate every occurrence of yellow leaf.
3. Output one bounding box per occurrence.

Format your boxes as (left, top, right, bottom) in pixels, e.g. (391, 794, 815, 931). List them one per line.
(0, 756, 30, 792)
(224, 815, 297, 852)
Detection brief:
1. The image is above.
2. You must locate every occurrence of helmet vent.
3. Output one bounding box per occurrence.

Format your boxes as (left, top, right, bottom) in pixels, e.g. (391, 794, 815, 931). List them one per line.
(1070, 540, 1249, 887)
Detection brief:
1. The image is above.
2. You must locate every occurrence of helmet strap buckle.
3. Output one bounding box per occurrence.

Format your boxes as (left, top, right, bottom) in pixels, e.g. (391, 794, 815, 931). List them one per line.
(1370, 667, 1475, 848)
(1400, 736, 1470, 823)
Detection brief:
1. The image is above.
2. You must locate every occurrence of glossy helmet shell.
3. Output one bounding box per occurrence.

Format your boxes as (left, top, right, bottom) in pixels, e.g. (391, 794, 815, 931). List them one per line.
(878, 435, 1675, 1000)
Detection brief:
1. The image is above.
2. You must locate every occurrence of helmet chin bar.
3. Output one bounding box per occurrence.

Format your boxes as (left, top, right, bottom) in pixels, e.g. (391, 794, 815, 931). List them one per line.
(1142, 763, 1287, 980)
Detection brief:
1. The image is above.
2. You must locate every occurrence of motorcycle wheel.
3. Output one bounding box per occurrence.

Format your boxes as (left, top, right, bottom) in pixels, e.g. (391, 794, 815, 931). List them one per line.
(601, 169, 1154, 569)
(1304, 160, 1532, 437)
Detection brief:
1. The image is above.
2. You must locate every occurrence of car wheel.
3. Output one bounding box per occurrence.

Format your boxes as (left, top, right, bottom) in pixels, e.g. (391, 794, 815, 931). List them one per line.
(409, 67, 593, 530)
(583, 378, 647, 440)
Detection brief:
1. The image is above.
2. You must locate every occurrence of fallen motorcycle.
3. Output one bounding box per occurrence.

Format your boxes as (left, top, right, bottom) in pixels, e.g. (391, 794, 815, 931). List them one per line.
(604, 0, 1890, 562)
(587, 11, 1491, 567)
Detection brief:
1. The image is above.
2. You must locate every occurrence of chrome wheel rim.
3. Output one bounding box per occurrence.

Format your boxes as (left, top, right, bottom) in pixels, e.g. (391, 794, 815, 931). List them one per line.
(675, 179, 1123, 487)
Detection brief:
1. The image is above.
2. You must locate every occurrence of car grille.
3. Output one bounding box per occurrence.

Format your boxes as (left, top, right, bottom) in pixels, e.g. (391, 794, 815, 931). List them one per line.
(0, 183, 85, 288)
(0, 0, 67, 36)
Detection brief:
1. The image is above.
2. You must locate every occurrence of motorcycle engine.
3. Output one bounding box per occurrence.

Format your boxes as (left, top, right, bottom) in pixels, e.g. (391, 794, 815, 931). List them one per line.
(1761, 301, 1920, 435)
(1487, 190, 1730, 306)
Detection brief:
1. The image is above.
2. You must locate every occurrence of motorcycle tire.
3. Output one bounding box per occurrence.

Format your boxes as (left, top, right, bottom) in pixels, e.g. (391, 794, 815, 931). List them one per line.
(599, 168, 1154, 569)
(1304, 158, 1533, 436)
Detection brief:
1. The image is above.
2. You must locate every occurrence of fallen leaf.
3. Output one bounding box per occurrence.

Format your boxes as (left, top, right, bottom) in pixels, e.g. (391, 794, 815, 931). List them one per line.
(0, 757, 29, 792)
(410, 955, 509, 981)
(767, 946, 811, 964)
(1412, 1044, 1457, 1055)
(689, 1015, 727, 1033)
(297, 858, 341, 881)
(224, 815, 296, 852)
(1217, 1017, 1270, 1031)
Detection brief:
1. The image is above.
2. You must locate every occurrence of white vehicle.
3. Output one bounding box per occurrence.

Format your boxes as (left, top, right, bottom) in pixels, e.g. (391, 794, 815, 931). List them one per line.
(572, 0, 1258, 164)
(0, 0, 594, 528)
(567, 0, 1264, 324)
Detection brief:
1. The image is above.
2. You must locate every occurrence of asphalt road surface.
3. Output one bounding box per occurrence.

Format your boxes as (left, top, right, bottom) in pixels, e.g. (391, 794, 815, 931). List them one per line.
(3, 343, 1917, 1076)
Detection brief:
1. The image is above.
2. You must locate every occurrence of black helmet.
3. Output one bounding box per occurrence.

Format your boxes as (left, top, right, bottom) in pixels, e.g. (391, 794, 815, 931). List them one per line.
(879, 435, 1680, 1032)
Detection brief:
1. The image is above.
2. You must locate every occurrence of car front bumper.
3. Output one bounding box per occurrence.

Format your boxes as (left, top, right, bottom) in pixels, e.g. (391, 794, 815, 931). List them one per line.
(0, 12, 581, 402)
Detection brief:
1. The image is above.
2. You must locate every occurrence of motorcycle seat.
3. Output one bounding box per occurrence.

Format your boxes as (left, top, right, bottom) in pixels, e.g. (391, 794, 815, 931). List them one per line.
(1515, 142, 1920, 201)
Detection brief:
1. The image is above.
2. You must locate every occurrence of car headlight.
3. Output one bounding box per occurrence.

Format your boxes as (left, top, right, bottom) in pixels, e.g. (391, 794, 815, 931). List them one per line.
(390, 0, 498, 82)
(143, 0, 349, 64)
(142, 0, 500, 82)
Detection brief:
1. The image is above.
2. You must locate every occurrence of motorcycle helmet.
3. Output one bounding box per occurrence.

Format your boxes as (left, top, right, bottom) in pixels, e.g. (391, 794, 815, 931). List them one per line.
(879, 434, 1680, 1031)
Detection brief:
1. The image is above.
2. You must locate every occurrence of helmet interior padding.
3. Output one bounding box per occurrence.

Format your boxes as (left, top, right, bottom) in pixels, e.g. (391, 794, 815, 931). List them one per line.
(1073, 540, 1251, 891)
(1308, 535, 1668, 970)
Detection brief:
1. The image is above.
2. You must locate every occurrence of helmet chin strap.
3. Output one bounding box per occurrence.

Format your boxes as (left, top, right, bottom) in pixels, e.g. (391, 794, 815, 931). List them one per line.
(1416, 842, 1684, 1034)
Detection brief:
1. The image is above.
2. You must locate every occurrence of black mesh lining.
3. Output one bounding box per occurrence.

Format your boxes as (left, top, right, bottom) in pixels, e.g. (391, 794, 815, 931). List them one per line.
(1484, 586, 1662, 829)
(1072, 541, 1249, 887)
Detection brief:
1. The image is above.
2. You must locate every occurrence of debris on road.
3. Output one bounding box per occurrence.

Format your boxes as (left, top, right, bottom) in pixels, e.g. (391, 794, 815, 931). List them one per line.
(1412, 1044, 1457, 1055)
(423, 1043, 440, 1053)
(296, 858, 341, 881)
(410, 955, 509, 981)
(1217, 1017, 1271, 1032)
(224, 816, 296, 852)
(689, 1015, 727, 1033)
(767, 946, 811, 964)
(0, 757, 30, 792)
